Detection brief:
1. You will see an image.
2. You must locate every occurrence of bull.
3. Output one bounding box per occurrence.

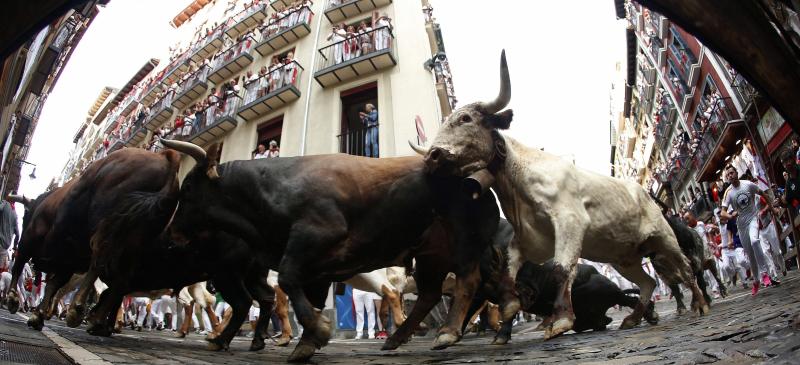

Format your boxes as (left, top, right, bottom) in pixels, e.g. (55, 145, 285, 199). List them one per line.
(160, 139, 499, 362)
(415, 51, 708, 341)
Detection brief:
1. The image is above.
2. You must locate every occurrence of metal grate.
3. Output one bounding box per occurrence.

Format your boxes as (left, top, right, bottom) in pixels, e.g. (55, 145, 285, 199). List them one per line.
(0, 340, 74, 365)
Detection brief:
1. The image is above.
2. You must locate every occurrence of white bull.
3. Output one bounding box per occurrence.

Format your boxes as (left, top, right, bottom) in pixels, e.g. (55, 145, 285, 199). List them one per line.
(416, 51, 708, 341)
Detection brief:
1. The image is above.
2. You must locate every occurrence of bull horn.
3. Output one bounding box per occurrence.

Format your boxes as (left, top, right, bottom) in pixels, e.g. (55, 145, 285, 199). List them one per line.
(408, 140, 429, 156)
(160, 139, 206, 164)
(7, 194, 31, 207)
(479, 50, 511, 114)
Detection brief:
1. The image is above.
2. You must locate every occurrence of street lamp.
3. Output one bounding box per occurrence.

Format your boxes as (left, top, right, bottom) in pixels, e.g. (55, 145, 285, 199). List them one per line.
(18, 160, 36, 179)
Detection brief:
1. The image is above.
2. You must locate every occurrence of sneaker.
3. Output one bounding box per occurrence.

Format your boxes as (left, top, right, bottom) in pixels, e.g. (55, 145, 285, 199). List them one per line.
(751, 282, 760, 296)
(375, 331, 388, 340)
(354, 332, 362, 340)
(762, 273, 772, 287)
(772, 277, 781, 287)
(368, 333, 376, 339)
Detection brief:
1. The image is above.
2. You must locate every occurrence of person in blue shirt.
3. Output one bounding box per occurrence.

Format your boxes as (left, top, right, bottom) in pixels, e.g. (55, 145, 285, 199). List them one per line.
(359, 103, 379, 158)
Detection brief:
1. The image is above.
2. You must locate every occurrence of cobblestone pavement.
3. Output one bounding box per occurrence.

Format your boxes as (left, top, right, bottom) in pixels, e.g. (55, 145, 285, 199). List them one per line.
(2, 272, 800, 364)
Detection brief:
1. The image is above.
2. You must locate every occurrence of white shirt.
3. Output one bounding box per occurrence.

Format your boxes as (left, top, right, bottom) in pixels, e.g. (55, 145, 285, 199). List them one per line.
(254, 151, 269, 159)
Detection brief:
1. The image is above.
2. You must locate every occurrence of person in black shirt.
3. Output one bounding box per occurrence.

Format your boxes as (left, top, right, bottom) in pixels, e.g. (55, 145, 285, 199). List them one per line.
(780, 148, 800, 214)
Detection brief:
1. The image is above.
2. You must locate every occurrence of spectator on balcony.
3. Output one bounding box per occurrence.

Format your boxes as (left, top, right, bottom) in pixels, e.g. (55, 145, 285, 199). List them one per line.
(253, 143, 269, 159)
(346, 25, 359, 59)
(269, 56, 283, 91)
(792, 136, 800, 165)
(264, 13, 280, 36)
(373, 13, 392, 51)
(327, 24, 347, 64)
(268, 140, 280, 158)
(359, 103, 379, 158)
(329, 0, 342, 7)
(299, 1, 312, 24)
(182, 110, 195, 138)
(194, 102, 206, 130)
(358, 21, 373, 55)
(258, 66, 270, 98)
(720, 164, 776, 295)
(283, 52, 297, 86)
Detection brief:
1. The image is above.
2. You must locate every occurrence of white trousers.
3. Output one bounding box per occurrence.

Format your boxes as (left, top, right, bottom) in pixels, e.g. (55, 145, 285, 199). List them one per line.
(352, 288, 376, 337)
(759, 222, 786, 277)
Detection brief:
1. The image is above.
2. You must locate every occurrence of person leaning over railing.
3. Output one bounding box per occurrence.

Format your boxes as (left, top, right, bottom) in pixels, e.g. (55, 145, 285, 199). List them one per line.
(269, 56, 283, 91)
(283, 52, 297, 86)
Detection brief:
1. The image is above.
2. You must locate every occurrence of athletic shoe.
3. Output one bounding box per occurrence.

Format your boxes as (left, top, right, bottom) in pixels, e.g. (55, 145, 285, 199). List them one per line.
(751, 282, 759, 296)
(375, 331, 388, 339)
(762, 273, 772, 287)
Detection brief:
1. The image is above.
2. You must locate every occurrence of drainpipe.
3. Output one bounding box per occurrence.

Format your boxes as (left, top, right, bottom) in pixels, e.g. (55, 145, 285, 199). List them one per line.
(300, 6, 325, 156)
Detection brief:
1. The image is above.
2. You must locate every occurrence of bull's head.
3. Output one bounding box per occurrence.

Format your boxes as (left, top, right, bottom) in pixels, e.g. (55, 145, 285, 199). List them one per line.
(414, 51, 512, 180)
(160, 139, 222, 243)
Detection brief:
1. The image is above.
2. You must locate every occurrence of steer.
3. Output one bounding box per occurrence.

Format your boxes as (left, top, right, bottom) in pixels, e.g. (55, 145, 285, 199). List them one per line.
(415, 51, 709, 340)
(161, 139, 499, 363)
(515, 261, 646, 333)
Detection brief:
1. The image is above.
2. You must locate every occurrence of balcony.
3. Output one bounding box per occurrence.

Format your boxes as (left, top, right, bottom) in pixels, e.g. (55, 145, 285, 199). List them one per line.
(124, 125, 148, 147)
(140, 81, 164, 107)
(144, 91, 176, 131)
(237, 61, 303, 121)
(324, 0, 392, 24)
(109, 138, 125, 153)
(269, 0, 293, 11)
(255, 6, 313, 57)
(173, 66, 210, 110)
(314, 27, 396, 88)
(190, 25, 226, 64)
(119, 91, 140, 116)
(338, 124, 378, 157)
(691, 97, 736, 172)
(224, 3, 269, 39)
(207, 36, 256, 85)
(162, 54, 191, 86)
(186, 96, 241, 146)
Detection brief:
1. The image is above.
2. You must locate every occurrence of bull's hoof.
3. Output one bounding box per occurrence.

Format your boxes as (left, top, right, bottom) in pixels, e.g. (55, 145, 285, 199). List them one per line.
(699, 304, 710, 316)
(205, 336, 228, 351)
(287, 339, 317, 363)
(65, 308, 83, 328)
(249, 338, 265, 351)
(619, 315, 641, 330)
(27, 314, 44, 331)
(175, 331, 187, 338)
(276, 336, 292, 347)
(381, 336, 404, 351)
(492, 333, 510, 345)
(431, 332, 459, 350)
(6, 294, 19, 314)
(86, 323, 112, 337)
(543, 317, 573, 340)
(676, 306, 687, 316)
(644, 302, 659, 325)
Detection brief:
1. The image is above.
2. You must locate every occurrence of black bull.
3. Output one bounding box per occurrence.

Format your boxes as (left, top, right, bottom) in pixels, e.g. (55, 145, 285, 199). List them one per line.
(161, 139, 500, 363)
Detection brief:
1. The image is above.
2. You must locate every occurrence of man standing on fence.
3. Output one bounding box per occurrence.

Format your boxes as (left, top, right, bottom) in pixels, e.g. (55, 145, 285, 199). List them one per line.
(359, 103, 379, 158)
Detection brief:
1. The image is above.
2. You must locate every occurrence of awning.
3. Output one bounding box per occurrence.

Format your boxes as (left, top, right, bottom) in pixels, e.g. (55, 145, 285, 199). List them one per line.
(171, 0, 212, 28)
(112, 58, 159, 105)
(696, 119, 748, 182)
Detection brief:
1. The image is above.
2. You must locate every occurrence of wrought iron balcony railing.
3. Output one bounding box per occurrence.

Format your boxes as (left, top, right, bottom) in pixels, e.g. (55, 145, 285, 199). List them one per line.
(237, 60, 303, 121)
(314, 26, 396, 87)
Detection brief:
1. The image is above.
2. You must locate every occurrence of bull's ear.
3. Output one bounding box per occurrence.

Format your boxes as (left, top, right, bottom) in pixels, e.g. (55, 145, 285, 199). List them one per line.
(205, 144, 221, 180)
(485, 109, 513, 130)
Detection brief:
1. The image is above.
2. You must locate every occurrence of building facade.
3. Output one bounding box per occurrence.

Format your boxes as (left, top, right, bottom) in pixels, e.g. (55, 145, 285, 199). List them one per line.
(0, 1, 104, 196)
(62, 0, 455, 183)
(615, 1, 793, 223)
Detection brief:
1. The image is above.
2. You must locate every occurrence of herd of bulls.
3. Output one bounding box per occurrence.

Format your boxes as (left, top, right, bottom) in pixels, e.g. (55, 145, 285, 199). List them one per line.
(2, 53, 718, 363)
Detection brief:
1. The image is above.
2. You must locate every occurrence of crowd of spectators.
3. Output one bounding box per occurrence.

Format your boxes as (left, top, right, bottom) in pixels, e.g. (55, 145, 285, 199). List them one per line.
(326, 11, 392, 65)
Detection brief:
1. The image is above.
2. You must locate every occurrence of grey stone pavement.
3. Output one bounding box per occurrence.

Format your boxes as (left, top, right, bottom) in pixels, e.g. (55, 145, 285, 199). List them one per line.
(2, 273, 800, 364)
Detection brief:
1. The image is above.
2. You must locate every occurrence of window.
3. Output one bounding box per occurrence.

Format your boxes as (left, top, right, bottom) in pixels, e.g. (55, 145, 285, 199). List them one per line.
(254, 116, 283, 158)
(339, 82, 378, 157)
(668, 25, 697, 82)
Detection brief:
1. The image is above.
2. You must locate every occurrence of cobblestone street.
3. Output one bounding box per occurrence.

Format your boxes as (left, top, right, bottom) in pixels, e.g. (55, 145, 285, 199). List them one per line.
(1, 273, 798, 364)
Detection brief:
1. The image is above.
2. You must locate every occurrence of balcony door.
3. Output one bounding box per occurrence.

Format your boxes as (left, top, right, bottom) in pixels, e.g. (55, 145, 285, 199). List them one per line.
(255, 115, 283, 157)
(339, 82, 377, 156)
